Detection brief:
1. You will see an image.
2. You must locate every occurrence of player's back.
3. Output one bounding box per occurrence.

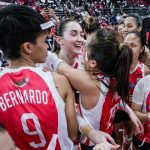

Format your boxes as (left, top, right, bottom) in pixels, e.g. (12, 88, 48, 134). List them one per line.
(0, 67, 73, 150)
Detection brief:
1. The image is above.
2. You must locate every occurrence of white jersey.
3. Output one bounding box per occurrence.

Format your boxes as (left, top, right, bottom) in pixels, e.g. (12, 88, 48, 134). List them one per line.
(79, 77, 121, 146)
(45, 51, 85, 70)
(132, 74, 150, 143)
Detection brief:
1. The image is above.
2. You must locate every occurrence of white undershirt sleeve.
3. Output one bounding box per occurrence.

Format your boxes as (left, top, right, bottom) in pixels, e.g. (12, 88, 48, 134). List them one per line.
(132, 79, 145, 105)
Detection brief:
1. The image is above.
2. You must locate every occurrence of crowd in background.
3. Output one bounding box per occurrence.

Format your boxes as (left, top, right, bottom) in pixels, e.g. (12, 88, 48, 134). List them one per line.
(0, 0, 150, 63)
(0, 1, 150, 150)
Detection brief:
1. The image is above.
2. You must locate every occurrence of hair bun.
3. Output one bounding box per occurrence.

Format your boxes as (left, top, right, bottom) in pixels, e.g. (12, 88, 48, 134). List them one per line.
(87, 16, 95, 25)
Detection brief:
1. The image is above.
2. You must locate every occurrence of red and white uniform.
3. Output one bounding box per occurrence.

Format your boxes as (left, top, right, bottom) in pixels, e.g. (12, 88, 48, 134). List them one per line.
(0, 67, 73, 150)
(79, 77, 120, 146)
(132, 74, 150, 144)
(72, 55, 84, 70)
(127, 62, 145, 106)
(72, 55, 84, 149)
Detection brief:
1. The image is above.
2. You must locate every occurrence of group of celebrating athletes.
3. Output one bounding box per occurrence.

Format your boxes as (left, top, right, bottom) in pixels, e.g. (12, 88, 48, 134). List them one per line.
(0, 3, 150, 150)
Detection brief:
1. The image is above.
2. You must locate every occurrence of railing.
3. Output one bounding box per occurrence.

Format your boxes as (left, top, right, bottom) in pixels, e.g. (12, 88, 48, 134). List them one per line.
(55, 7, 149, 18)
(103, 7, 149, 16)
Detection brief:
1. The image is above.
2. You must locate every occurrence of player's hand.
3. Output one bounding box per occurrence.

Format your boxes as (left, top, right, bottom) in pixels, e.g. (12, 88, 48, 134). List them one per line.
(128, 109, 144, 135)
(88, 129, 116, 145)
(46, 51, 63, 71)
(93, 142, 120, 150)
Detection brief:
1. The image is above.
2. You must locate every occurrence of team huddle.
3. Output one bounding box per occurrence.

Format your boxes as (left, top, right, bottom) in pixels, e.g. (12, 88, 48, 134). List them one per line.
(0, 4, 150, 150)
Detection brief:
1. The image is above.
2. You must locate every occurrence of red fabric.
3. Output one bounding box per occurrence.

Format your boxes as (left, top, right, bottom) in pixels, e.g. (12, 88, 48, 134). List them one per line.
(99, 78, 120, 135)
(126, 62, 144, 106)
(0, 69, 61, 150)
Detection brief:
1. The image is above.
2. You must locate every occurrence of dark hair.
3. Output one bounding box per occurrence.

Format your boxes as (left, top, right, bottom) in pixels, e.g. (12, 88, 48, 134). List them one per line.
(54, 19, 77, 53)
(84, 16, 99, 34)
(87, 28, 133, 101)
(126, 14, 142, 27)
(141, 17, 150, 49)
(127, 31, 145, 58)
(56, 19, 76, 37)
(0, 4, 47, 59)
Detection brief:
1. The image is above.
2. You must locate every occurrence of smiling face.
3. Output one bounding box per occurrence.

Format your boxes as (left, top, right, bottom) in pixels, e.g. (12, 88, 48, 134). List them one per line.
(122, 17, 140, 38)
(60, 21, 84, 56)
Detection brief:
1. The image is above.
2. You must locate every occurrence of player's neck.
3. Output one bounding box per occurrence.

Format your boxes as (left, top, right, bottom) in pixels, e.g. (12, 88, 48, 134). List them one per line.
(59, 50, 76, 66)
(8, 58, 35, 69)
(130, 60, 139, 71)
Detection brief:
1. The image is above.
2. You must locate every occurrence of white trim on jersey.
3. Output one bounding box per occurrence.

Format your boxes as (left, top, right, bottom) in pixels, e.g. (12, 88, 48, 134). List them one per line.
(45, 70, 73, 150)
(130, 61, 140, 74)
(47, 134, 58, 150)
(0, 67, 73, 150)
(142, 64, 145, 77)
(79, 77, 110, 146)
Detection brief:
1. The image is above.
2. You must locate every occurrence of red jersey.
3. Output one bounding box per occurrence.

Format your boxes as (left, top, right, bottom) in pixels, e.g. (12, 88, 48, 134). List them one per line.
(127, 62, 145, 106)
(0, 67, 73, 150)
(79, 77, 120, 146)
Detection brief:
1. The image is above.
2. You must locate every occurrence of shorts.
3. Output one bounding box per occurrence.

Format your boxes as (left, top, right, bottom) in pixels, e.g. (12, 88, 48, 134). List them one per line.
(133, 135, 150, 150)
(113, 110, 130, 124)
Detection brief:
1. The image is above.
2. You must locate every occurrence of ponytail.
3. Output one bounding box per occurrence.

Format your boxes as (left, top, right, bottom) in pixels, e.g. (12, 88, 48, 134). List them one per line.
(88, 28, 133, 102)
(114, 44, 133, 101)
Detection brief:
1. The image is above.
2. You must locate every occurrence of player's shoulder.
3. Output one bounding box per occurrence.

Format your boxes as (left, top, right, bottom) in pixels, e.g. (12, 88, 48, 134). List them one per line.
(137, 74, 150, 88)
(144, 64, 150, 76)
(51, 72, 71, 100)
(51, 72, 69, 86)
(51, 72, 68, 81)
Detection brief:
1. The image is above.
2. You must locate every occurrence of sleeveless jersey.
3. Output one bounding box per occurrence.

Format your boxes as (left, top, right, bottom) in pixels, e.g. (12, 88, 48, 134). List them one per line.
(72, 55, 84, 150)
(127, 62, 144, 106)
(79, 77, 120, 146)
(0, 67, 73, 150)
(133, 75, 150, 144)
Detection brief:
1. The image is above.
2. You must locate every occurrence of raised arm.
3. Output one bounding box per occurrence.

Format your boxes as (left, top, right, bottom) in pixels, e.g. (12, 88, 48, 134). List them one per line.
(46, 51, 97, 95)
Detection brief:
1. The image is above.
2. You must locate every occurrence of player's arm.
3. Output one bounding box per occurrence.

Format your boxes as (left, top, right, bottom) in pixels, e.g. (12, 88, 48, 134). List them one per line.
(51, 72, 78, 141)
(46, 51, 97, 95)
(77, 114, 117, 145)
(131, 78, 150, 122)
(63, 76, 78, 141)
(131, 102, 150, 122)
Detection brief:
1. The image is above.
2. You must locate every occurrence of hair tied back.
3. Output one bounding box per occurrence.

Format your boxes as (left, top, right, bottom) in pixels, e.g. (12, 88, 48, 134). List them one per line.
(119, 43, 124, 51)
